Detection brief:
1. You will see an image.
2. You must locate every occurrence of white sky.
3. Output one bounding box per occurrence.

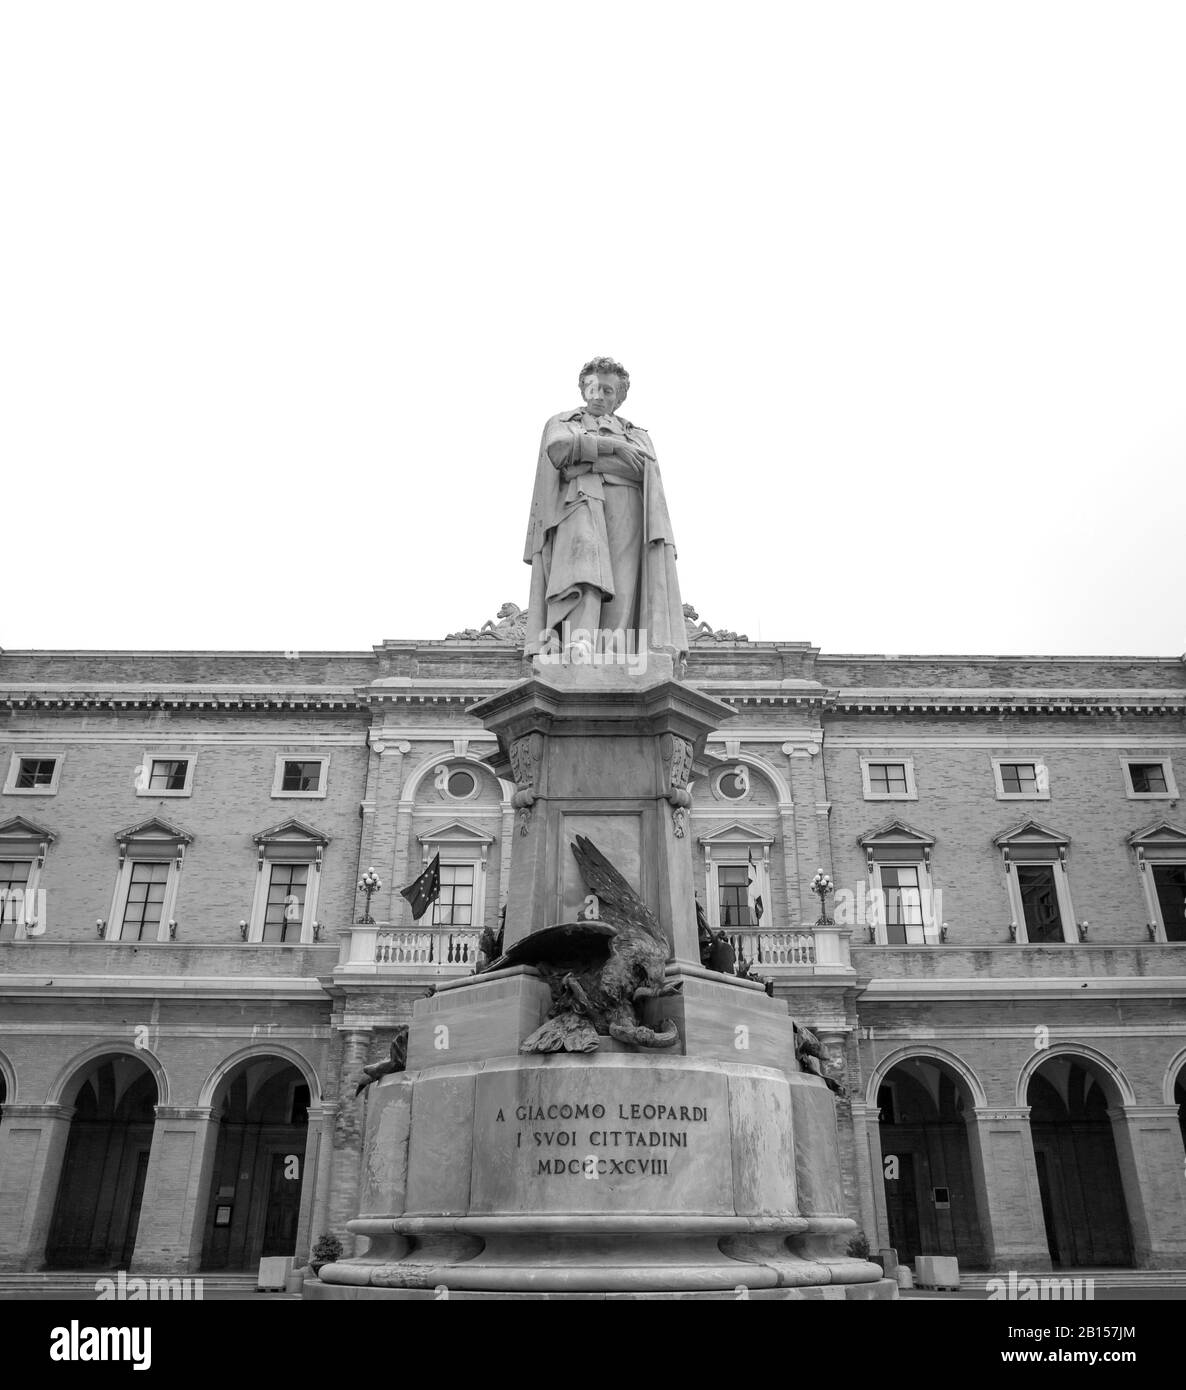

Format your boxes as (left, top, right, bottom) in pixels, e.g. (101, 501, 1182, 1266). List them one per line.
(2, 2, 1183, 658)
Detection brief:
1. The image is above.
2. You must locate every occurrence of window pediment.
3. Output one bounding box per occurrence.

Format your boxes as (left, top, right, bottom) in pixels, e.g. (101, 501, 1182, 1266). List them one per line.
(115, 817, 193, 863)
(1127, 819, 1186, 849)
(993, 818, 1069, 849)
(697, 822, 774, 851)
(859, 818, 936, 867)
(417, 820, 495, 849)
(993, 818, 1070, 868)
(858, 818, 936, 849)
(253, 818, 331, 848)
(0, 815, 57, 848)
(1128, 819, 1186, 865)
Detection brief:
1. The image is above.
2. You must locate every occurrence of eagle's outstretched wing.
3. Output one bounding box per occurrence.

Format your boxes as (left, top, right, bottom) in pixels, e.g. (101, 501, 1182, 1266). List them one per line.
(570, 835, 664, 942)
(488, 920, 617, 973)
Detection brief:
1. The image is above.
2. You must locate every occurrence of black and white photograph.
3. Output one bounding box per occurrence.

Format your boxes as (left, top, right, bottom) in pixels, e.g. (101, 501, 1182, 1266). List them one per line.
(2, 0, 1183, 1366)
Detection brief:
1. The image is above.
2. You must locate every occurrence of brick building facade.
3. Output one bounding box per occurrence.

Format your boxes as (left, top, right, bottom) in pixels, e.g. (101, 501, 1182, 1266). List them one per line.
(1, 622, 1184, 1275)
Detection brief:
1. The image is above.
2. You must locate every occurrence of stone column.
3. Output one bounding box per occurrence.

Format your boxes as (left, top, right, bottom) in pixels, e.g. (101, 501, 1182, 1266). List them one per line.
(850, 1100, 890, 1251)
(776, 800, 801, 927)
(329, 1028, 373, 1253)
(965, 1106, 1051, 1270)
(130, 1106, 219, 1274)
(389, 805, 417, 926)
(0, 1103, 74, 1271)
(1106, 1104, 1186, 1269)
(783, 742, 824, 924)
(302, 1102, 339, 1262)
(368, 740, 411, 922)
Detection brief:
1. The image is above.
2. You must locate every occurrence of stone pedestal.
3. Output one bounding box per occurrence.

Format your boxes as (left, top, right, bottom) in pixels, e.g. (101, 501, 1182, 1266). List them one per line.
(309, 660, 893, 1300)
(470, 656, 729, 964)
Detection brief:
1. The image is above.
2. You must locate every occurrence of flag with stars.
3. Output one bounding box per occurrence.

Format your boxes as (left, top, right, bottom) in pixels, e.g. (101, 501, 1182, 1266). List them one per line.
(400, 852, 441, 922)
(747, 849, 765, 924)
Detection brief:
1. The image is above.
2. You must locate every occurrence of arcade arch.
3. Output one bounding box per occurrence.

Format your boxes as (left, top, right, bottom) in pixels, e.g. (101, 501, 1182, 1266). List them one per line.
(873, 1052, 988, 1269)
(44, 1054, 158, 1269)
(199, 1054, 313, 1272)
(1025, 1052, 1134, 1268)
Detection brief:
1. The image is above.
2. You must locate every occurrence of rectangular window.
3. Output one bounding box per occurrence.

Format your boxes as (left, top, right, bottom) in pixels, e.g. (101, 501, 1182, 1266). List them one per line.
(282, 761, 322, 792)
(1130, 764, 1167, 794)
(15, 759, 56, 789)
(272, 756, 329, 797)
(5, 754, 63, 795)
(149, 759, 189, 792)
(992, 758, 1050, 799)
(1153, 865, 1186, 944)
(121, 861, 171, 942)
(433, 864, 474, 927)
(860, 758, 917, 800)
(1017, 864, 1064, 944)
(717, 864, 754, 927)
(881, 864, 924, 945)
(0, 859, 32, 930)
(1125, 760, 1175, 797)
(1000, 763, 1037, 795)
(263, 863, 308, 943)
(868, 763, 909, 796)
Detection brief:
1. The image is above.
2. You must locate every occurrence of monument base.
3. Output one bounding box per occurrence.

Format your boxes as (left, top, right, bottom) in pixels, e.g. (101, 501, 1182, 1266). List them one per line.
(305, 1278, 898, 1302)
(309, 1050, 892, 1300)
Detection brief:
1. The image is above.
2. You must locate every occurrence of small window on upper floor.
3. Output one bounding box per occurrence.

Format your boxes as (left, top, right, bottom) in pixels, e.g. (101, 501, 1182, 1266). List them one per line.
(860, 758, 917, 801)
(1123, 759, 1177, 799)
(992, 758, 1049, 800)
(4, 755, 63, 797)
(137, 754, 195, 798)
(272, 755, 329, 799)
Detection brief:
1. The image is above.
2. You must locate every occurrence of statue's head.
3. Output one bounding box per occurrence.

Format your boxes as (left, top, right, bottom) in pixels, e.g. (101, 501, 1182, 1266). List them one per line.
(578, 356, 629, 416)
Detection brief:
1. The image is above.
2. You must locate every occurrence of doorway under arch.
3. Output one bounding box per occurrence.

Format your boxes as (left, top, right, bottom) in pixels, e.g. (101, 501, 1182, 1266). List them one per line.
(1175, 1067, 1186, 1160)
(199, 1057, 310, 1272)
(1027, 1055, 1133, 1268)
(877, 1056, 988, 1268)
(44, 1055, 157, 1270)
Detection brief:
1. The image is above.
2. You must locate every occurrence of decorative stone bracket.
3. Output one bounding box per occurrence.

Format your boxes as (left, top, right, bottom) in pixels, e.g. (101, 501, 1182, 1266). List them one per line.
(508, 733, 543, 837)
(659, 733, 694, 838)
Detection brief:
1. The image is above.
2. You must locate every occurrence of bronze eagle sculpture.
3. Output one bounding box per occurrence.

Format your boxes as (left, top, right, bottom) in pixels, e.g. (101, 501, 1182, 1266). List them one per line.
(487, 835, 682, 1053)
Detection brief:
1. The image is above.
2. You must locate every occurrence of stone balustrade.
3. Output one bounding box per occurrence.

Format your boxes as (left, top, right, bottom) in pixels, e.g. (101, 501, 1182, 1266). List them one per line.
(723, 923, 852, 973)
(337, 923, 480, 976)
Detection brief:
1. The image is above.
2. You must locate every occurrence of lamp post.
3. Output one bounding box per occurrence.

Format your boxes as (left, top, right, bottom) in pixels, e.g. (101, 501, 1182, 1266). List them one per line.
(810, 870, 834, 926)
(357, 867, 382, 925)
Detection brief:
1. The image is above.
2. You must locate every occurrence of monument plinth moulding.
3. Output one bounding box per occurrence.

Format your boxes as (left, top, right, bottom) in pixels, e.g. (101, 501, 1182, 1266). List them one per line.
(306, 359, 894, 1299)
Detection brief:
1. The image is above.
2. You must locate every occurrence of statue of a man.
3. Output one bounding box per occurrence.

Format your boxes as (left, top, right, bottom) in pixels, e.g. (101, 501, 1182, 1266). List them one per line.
(523, 357, 686, 661)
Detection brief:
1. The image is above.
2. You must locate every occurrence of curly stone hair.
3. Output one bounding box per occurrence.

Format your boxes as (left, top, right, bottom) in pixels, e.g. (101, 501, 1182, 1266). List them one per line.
(578, 356, 630, 400)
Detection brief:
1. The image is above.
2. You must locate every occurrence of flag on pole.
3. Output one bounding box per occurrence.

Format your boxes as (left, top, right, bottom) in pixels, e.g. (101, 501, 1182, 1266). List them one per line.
(747, 849, 765, 924)
(400, 852, 441, 922)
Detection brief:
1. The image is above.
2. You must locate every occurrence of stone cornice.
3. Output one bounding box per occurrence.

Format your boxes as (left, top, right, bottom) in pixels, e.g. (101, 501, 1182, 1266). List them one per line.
(0, 974, 332, 1000)
(693, 680, 832, 710)
(831, 688, 1186, 715)
(0, 684, 360, 712)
